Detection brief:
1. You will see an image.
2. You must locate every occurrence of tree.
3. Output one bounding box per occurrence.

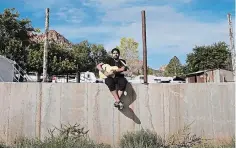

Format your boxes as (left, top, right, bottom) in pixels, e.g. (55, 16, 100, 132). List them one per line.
(164, 56, 183, 77)
(47, 43, 75, 75)
(72, 40, 109, 72)
(27, 43, 75, 81)
(89, 43, 109, 75)
(116, 37, 139, 76)
(0, 8, 38, 81)
(186, 41, 232, 73)
(0, 8, 36, 69)
(148, 67, 154, 75)
(71, 41, 93, 74)
(26, 43, 43, 80)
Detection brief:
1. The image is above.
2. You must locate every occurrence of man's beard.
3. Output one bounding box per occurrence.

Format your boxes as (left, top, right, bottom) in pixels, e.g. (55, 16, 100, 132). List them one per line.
(113, 56, 119, 60)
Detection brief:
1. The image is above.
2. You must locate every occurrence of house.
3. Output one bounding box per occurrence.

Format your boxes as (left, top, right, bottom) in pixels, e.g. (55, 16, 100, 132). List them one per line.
(0, 55, 16, 82)
(185, 69, 234, 83)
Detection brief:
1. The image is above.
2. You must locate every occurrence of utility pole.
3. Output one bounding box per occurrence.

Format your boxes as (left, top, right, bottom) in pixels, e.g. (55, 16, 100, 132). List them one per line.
(43, 8, 49, 82)
(227, 13, 235, 81)
(141, 10, 148, 84)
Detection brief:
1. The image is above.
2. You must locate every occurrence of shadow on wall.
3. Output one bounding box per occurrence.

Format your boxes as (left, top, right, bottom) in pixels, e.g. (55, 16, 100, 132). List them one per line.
(119, 83, 141, 124)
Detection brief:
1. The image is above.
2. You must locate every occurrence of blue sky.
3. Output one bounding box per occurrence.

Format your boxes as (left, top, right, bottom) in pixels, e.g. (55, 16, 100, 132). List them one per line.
(0, 0, 235, 69)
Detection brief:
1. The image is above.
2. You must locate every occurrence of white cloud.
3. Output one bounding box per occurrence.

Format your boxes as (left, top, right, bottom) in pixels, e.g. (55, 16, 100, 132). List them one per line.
(23, 0, 67, 9)
(24, 0, 233, 68)
(52, 4, 231, 56)
(54, 6, 87, 23)
(84, 0, 192, 9)
(82, 0, 139, 9)
(23, 0, 87, 24)
(26, 0, 233, 67)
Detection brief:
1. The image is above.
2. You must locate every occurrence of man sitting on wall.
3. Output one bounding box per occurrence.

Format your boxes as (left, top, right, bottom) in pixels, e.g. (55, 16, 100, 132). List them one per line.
(96, 48, 128, 109)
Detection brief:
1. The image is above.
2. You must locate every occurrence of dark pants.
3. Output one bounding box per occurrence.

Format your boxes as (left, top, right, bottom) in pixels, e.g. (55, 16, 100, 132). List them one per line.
(105, 77, 128, 91)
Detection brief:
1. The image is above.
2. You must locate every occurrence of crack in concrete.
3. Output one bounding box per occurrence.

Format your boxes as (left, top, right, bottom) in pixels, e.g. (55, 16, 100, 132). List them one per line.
(59, 84, 62, 127)
(146, 85, 155, 131)
(6, 84, 11, 145)
(93, 84, 101, 142)
(209, 87, 216, 139)
(86, 83, 89, 130)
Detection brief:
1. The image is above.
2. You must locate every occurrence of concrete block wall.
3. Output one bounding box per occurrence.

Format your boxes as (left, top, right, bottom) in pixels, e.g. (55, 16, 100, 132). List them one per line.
(0, 83, 235, 146)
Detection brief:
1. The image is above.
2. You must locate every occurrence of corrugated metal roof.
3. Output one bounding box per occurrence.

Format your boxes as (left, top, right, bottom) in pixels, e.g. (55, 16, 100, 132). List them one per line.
(185, 68, 233, 77)
(186, 70, 205, 76)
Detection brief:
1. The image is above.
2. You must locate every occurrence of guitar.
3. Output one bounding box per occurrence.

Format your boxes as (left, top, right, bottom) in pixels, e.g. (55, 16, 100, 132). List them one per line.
(98, 60, 129, 79)
(99, 64, 119, 79)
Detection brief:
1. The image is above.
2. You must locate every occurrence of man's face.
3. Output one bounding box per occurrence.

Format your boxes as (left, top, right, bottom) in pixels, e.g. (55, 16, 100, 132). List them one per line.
(112, 51, 119, 60)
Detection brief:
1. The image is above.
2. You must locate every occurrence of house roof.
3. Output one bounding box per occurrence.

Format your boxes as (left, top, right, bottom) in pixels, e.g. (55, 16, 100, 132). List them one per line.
(185, 68, 233, 77)
(0, 55, 16, 64)
(185, 70, 206, 76)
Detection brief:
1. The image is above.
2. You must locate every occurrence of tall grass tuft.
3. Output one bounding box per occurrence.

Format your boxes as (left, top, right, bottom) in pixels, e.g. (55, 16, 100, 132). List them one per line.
(11, 123, 111, 148)
(165, 124, 202, 147)
(119, 123, 235, 148)
(119, 128, 164, 148)
(0, 123, 234, 148)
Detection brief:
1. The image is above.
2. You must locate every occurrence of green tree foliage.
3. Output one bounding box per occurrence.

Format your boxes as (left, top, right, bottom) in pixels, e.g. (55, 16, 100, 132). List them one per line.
(186, 41, 231, 73)
(148, 67, 154, 75)
(89, 43, 109, 74)
(0, 8, 36, 70)
(147, 67, 165, 76)
(116, 37, 140, 76)
(117, 37, 139, 59)
(27, 43, 76, 78)
(27, 43, 43, 75)
(27, 40, 109, 80)
(71, 41, 93, 73)
(164, 56, 183, 77)
(47, 43, 75, 75)
(71, 40, 109, 73)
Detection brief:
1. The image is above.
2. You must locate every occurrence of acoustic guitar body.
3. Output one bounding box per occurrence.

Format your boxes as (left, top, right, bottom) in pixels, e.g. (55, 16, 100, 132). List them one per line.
(99, 64, 119, 79)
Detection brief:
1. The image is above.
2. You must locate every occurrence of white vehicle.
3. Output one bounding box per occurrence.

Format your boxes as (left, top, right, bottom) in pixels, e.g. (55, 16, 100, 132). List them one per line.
(55, 71, 99, 83)
(128, 75, 164, 83)
(80, 71, 97, 83)
(26, 72, 43, 82)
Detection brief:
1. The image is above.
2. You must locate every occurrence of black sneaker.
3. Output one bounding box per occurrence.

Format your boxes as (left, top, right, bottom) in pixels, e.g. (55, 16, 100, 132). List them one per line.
(114, 101, 124, 109)
(114, 101, 119, 108)
(118, 101, 124, 110)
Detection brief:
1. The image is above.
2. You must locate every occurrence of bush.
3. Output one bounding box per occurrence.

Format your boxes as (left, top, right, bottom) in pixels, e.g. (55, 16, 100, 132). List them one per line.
(0, 144, 8, 148)
(119, 124, 235, 148)
(1, 123, 234, 148)
(193, 136, 235, 148)
(11, 123, 111, 148)
(165, 124, 202, 147)
(119, 129, 164, 148)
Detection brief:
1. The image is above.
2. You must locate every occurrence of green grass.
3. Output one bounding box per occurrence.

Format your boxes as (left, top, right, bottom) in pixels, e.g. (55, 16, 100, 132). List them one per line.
(119, 124, 235, 148)
(193, 137, 235, 148)
(119, 129, 164, 148)
(6, 123, 111, 148)
(12, 137, 110, 148)
(0, 123, 235, 148)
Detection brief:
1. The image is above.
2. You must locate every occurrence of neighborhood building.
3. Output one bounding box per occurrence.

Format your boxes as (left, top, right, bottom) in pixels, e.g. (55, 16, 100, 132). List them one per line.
(185, 69, 234, 83)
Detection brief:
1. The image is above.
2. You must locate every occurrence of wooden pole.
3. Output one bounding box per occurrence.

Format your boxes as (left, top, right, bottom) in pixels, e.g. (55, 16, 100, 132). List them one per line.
(141, 10, 148, 84)
(43, 8, 49, 82)
(227, 13, 235, 81)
